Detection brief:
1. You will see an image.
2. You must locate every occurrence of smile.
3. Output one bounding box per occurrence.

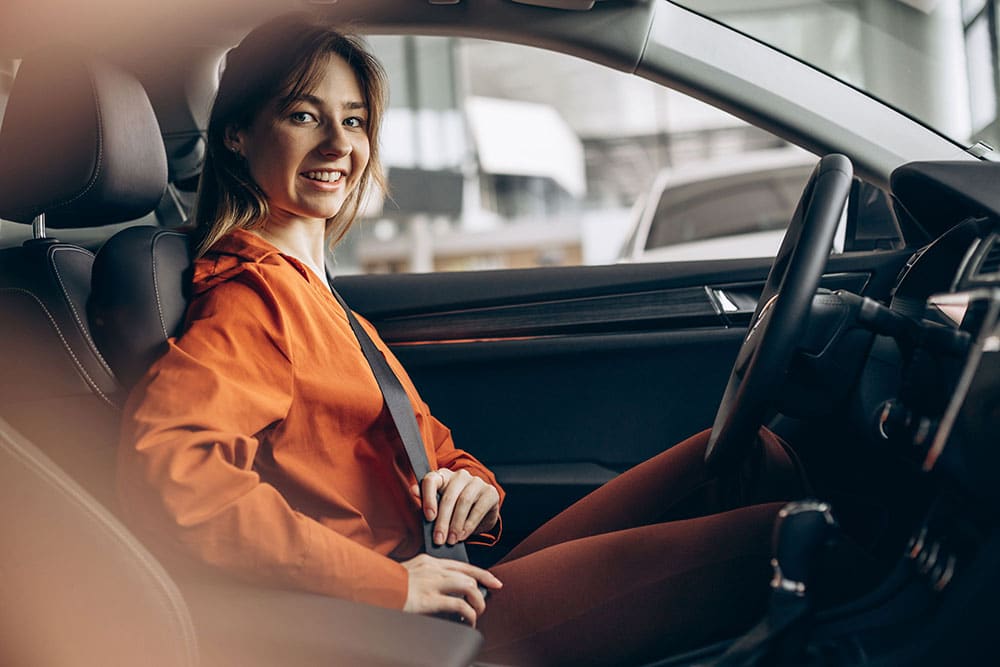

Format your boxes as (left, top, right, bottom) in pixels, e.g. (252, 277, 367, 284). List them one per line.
(302, 170, 344, 183)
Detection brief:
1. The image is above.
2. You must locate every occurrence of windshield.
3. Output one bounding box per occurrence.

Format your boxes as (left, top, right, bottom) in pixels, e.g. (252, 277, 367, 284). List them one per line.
(673, 0, 1000, 152)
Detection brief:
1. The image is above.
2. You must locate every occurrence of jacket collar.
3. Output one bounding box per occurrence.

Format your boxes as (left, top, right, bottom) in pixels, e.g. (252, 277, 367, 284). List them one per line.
(192, 229, 284, 295)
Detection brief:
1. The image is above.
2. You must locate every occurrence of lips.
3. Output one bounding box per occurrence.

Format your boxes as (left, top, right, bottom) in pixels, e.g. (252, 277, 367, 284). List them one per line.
(302, 170, 345, 183)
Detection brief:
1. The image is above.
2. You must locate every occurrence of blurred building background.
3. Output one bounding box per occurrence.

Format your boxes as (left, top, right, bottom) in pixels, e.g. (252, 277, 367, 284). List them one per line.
(348, 33, 786, 274)
(339, 0, 1000, 274)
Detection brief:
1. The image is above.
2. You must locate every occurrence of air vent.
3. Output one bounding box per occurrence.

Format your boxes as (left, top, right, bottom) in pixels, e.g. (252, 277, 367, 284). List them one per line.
(976, 237, 1000, 278)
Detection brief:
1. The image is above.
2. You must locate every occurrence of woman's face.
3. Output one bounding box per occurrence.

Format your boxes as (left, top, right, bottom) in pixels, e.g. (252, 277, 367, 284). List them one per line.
(229, 54, 371, 226)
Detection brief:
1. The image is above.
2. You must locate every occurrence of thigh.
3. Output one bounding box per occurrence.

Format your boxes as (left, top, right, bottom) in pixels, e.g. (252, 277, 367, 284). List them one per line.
(499, 427, 802, 564)
(479, 502, 784, 667)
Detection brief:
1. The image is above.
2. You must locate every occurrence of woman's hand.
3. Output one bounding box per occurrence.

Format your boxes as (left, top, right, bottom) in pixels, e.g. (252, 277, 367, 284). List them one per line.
(412, 468, 500, 546)
(401, 554, 502, 627)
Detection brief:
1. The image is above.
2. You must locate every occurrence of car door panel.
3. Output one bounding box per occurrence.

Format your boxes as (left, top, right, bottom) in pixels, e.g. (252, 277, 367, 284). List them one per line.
(334, 249, 911, 548)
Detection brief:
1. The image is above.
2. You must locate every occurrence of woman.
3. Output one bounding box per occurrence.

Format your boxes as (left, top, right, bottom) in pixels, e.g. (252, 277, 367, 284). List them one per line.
(119, 13, 805, 666)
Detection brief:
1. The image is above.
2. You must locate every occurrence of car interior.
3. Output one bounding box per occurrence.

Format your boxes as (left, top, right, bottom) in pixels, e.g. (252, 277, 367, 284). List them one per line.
(1, 1, 998, 665)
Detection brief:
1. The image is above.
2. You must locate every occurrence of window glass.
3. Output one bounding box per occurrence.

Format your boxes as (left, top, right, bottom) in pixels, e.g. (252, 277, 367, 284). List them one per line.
(967, 13, 998, 132)
(676, 0, 1000, 159)
(647, 173, 806, 250)
(328, 36, 840, 274)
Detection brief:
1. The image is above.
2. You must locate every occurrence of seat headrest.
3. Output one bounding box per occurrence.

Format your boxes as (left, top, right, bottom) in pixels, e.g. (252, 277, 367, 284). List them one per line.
(0, 49, 167, 227)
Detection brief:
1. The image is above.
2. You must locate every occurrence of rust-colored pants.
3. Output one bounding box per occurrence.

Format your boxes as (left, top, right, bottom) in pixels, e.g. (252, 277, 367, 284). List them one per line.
(477, 428, 806, 666)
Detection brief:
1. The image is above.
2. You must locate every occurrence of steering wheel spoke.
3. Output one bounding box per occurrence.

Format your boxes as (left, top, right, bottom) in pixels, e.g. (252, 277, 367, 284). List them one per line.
(705, 154, 853, 470)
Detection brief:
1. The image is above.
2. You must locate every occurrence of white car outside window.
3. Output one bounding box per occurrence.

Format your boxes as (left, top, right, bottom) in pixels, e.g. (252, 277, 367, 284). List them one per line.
(620, 147, 821, 263)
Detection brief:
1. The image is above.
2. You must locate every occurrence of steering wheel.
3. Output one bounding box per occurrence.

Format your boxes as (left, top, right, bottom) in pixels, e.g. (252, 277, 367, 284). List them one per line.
(704, 153, 853, 470)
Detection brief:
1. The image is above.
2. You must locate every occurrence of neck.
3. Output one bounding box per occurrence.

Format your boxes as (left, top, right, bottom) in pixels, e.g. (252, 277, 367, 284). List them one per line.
(253, 217, 328, 281)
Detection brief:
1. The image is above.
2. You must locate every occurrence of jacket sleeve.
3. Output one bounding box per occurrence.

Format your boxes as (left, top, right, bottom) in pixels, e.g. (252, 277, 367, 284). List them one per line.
(118, 271, 408, 609)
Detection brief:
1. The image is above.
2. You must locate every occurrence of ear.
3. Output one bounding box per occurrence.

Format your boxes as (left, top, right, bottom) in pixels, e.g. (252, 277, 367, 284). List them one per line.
(224, 124, 245, 156)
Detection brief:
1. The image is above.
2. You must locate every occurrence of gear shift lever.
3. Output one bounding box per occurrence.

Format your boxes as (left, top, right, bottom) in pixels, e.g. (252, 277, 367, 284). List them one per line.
(770, 500, 838, 597)
(711, 501, 838, 666)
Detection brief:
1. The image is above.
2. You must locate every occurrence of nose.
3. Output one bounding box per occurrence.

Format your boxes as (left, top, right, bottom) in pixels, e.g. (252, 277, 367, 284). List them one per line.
(320, 125, 352, 157)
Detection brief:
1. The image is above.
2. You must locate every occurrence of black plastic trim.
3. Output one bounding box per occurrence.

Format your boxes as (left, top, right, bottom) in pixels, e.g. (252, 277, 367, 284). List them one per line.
(376, 285, 719, 342)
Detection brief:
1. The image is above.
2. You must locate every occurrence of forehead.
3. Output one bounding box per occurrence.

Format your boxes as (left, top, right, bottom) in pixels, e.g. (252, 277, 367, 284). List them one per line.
(299, 53, 365, 104)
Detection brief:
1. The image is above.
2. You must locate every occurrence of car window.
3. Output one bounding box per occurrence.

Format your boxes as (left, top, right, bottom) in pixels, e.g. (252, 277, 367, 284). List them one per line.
(331, 36, 880, 274)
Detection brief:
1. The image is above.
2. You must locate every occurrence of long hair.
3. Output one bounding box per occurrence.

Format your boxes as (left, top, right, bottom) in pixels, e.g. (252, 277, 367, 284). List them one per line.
(194, 12, 388, 256)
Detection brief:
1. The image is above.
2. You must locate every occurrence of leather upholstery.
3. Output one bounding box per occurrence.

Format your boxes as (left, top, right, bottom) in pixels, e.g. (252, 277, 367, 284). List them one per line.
(89, 226, 194, 390)
(0, 240, 118, 405)
(0, 50, 167, 504)
(0, 417, 198, 667)
(0, 239, 122, 504)
(0, 48, 167, 226)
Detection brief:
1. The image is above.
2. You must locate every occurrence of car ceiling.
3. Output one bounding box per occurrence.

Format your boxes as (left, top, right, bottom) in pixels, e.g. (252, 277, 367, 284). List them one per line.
(0, 0, 648, 63)
(0, 0, 654, 167)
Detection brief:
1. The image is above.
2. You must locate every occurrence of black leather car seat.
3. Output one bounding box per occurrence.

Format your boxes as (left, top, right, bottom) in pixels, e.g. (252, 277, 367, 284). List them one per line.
(0, 49, 168, 506)
(90, 226, 194, 390)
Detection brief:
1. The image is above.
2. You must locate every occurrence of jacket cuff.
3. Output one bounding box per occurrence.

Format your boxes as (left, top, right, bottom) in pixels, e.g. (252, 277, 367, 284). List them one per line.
(468, 514, 502, 547)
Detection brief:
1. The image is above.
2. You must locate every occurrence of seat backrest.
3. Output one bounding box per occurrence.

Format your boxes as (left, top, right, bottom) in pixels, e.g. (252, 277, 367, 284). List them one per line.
(90, 226, 194, 389)
(0, 416, 199, 666)
(0, 48, 168, 504)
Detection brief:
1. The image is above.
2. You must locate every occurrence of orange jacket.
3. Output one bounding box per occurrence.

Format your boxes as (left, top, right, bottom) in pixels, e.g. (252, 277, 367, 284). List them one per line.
(118, 229, 504, 609)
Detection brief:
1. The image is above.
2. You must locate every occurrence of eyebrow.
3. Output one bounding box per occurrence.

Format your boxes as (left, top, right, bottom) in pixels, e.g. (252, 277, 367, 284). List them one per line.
(292, 93, 367, 111)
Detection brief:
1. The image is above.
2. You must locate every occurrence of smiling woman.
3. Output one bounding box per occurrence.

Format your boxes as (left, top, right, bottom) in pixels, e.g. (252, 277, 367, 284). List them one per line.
(5, 1, 1000, 666)
(116, 10, 812, 667)
(222, 59, 371, 237)
(193, 15, 387, 259)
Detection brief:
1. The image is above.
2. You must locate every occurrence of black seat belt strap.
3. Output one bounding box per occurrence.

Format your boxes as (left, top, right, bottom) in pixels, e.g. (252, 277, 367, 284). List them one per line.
(329, 285, 471, 564)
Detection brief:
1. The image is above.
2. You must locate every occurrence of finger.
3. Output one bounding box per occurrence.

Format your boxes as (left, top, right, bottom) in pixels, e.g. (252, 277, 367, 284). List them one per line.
(434, 594, 479, 628)
(447, 483, 482, 544)
(434, 472, 470, 545)
(442, 573, 488, 616)
(443, 559, 504, 590)
(420, 472, 444, 521)
(460, 493, 495, 540)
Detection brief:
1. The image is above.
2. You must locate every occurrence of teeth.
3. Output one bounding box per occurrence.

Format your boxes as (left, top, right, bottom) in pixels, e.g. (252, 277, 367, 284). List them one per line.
(305, 171, 343, 182)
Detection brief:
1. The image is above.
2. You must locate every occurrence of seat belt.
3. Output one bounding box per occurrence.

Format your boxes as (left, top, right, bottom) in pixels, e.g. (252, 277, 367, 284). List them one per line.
(329, 284, 472, 565)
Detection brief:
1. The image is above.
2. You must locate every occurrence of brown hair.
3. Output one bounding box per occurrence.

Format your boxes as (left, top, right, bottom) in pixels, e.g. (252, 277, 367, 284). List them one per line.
(194, 12, 388, 256)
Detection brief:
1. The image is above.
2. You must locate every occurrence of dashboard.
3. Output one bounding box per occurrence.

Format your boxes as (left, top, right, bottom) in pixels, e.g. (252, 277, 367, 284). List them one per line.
(760, 161, 1000, 664)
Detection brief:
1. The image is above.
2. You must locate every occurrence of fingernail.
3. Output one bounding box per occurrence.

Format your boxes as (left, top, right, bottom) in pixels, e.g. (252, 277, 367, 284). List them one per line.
(427, 509, 436, 520)
(448, 532, 458, 545)
(434, 531, 445, 544)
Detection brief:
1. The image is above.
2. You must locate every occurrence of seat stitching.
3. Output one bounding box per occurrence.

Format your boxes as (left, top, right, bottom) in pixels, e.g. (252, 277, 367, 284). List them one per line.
(47, 67, 105, 210)
(0, 287, 115, 407)
(49, 245, 117, 376)
(150, 233, 170, 339)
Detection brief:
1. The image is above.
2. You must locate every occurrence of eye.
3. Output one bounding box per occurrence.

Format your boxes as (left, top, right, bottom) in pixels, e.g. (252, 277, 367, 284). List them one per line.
(289, 111, 317, 124)
(344, 116, 367, 129)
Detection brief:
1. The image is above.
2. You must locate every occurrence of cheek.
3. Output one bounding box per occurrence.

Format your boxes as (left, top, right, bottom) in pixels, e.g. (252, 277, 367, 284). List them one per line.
(253, 151, 301, 198)
(353, 140, 372, 175)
